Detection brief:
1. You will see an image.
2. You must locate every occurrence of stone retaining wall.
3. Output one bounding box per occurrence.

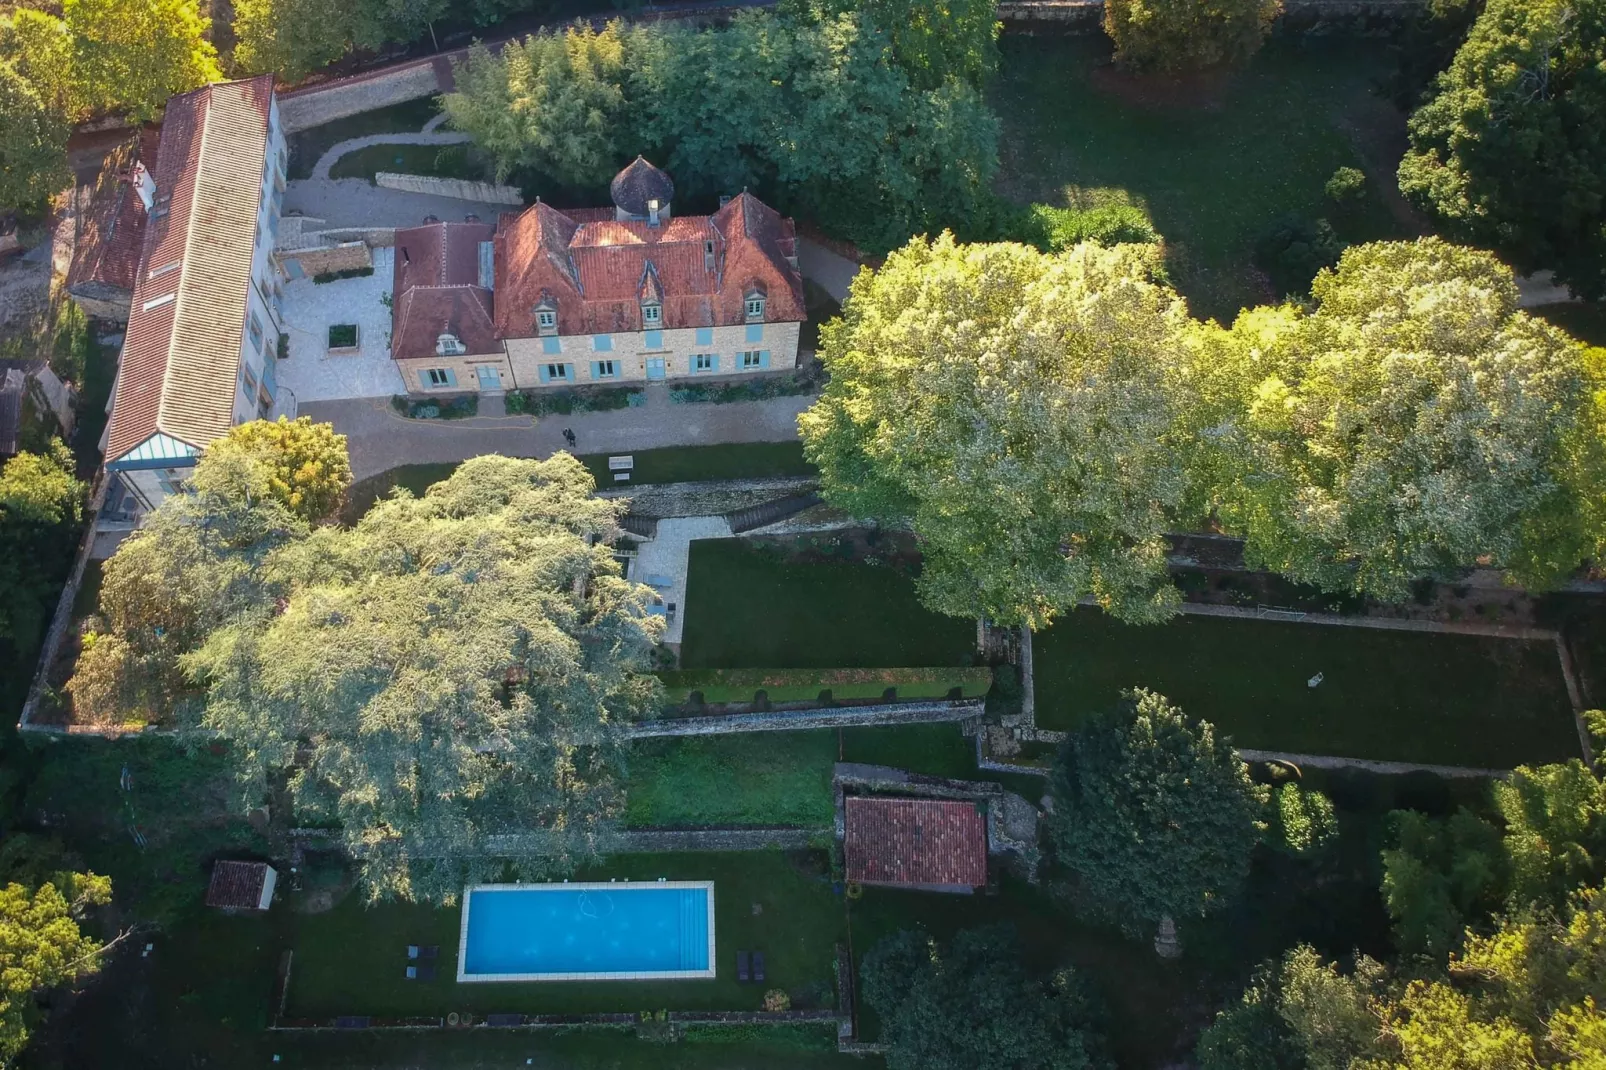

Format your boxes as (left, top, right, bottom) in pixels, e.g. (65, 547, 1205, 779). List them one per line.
(599, 476, 818, 519)
(280, 61, 445, 132)
(628, 699, 984, 738)
(374, 172, 524, 205)
(612, 826, 822, 852)
(274, 1009, 840, 1032)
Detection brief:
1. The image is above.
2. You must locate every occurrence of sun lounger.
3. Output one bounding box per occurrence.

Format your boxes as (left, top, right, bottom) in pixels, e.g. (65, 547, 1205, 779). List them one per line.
(737, 950, 751, 983)
(753, 951, 765, 983)
(644, 574, 674, 589)
(407, 944, 439, 960)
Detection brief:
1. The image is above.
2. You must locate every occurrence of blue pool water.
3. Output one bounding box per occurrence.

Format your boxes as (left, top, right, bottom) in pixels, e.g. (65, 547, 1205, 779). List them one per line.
(460, 883, 712, 979)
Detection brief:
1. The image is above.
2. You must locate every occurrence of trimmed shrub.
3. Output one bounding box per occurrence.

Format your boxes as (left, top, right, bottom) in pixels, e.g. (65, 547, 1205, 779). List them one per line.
(668, 373, 818, 405)
(1324, 166, 1367, 205)
(390, 394, 479, 420)
(1254, 214, 1343, 298)
(1028, 203, 1159, 251)
(507, 387, 641, 416)
(312, 266, 375, 284)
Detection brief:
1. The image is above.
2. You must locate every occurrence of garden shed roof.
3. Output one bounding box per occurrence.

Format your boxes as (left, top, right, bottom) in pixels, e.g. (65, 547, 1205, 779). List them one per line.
(205, 860, 275, 911)
(844, 796, 988, 891)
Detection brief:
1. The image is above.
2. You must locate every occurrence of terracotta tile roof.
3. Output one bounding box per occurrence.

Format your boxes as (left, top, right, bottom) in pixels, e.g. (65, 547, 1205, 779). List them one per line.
(105, 76, 274, 462)
(392, 222, 498, 360)
(494, 189, 805, 339)
(66, 128, 161, 294)
(205, 860, 272, 909)
(844, 796, 988, 888)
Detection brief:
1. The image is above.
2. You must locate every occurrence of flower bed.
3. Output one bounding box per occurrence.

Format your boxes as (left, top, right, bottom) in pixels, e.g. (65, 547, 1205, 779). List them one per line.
(505, 387, 642, 416)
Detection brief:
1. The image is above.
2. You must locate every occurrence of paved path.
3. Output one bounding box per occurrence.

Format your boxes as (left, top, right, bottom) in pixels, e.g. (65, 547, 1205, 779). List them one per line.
(301, 385, 811, 480)
(630, 516, 732, 645)
(309, 131, 474, 180)
(797, 237, 862, 303)
(284, 178, 513, 230)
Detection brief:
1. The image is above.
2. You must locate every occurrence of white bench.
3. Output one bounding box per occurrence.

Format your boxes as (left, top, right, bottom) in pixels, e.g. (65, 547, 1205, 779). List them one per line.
(608, 456, 634, 471)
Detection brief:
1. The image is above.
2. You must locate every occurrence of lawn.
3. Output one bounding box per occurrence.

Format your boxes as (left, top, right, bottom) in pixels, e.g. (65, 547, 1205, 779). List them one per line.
(991, 35, 1410, 321)
(679, 540, 975, 670)
(1033, 609, 1580, 768)
(283, 851, 842, 1019)
(286, 97, 442, 179)
(339, 444, 817, 523)
(624, 722, 996, 828)
(328, 141, 485, 183)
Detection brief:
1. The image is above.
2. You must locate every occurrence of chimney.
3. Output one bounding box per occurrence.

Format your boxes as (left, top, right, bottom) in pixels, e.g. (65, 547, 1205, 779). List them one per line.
(647, 199, 660, 227)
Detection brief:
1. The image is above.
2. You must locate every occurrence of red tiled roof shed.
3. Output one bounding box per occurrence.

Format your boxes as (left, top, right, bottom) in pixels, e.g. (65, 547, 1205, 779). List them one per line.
(66, 128, 161, 295)
(844, 796, 988, 889)
(391, 221, 497, 359)
(205, 860, 275, 910)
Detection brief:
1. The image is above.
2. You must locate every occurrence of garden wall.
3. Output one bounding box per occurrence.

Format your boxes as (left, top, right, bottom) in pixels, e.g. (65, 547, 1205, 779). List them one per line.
(996, 0, 1427, 32)
(628, 699, 985, 738)
(374, 173, 524, 205)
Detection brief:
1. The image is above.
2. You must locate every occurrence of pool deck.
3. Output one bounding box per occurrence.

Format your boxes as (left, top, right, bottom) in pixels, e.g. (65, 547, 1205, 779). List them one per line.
(456, 880, 717, 983)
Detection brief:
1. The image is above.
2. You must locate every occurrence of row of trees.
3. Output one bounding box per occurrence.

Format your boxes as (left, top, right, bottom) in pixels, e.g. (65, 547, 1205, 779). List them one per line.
(69, 417, 664, 901)
(0, 0, 219, 211)
(442, 7, 1001, 254)
(801, 235, 1606, 629)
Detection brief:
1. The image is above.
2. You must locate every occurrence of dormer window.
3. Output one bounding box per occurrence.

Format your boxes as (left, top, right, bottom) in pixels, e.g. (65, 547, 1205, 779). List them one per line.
(745, 294, 766, 322)
(437, 333, 465, 356)
(536, 309, 557, 335)
(642, 302, 661, 327)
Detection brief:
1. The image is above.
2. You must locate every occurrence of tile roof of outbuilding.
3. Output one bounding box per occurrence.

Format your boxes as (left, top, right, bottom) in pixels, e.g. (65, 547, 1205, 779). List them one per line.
(205, 860, 272, 910)
(843, 796, 989, 888)
(66, 128, 161, 295)
(104, 76, 274, 462)
(391, 221, 499, 359)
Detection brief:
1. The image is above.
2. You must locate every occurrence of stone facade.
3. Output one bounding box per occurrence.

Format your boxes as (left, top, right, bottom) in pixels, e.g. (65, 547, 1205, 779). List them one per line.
(395, 350, 513, 393)
(503, 320, 801, 390)
(375, 172, 523, 205)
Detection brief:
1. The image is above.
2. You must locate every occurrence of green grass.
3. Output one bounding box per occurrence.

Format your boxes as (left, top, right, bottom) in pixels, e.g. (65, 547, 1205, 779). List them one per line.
(679, 540, 975, 670)
(286, 97, 442, 180)
(658, 666, 992, 705)
(991, 35, 1410, 321)
(1033, 609, 1580, 767)
(340, 444, 816, 524)
(624, 721, 999, 828)
(328, 141, 484, 183)
(283, 851, 842, 1019)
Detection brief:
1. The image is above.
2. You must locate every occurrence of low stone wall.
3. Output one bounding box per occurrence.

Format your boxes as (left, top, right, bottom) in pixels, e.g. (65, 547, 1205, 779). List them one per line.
(613, 826, 822, 852)
(598, 476, 819, 519)
(279, 60, 444, 132)
(375, 172, 523, 205)
(628, 699, 985, 738)
(281, 241, 372, 278)
(275, 1008, 840, 1032)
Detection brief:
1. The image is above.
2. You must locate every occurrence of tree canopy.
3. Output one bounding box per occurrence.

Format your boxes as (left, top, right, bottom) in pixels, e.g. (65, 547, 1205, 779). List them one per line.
(0, 441, 82, 651)
(205, 417, 352, 524)
(0, 870, 111, 1064)
(1046, 689, 1266, 934)
(1398, 0, 1606, 299)
(1202, 239, 1606, 601)
(1102, 0, 1282, 72)
(800, 234, 1197, 628)
(861, 924, 1110, 1070)
(0, 60, 68, 213)
(72, 439, 665, 902)
(62, 0, 220, 123)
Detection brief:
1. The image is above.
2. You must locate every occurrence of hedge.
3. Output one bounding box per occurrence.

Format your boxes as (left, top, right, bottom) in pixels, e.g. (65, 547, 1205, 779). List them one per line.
(656, 666, 993, 707)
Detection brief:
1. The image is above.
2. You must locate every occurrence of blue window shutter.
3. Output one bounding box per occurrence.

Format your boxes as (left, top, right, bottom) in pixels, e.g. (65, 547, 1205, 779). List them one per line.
(594, 334, 612, 352)
(542, 336, 561, 355)
(745, 323, 763, 343)
(444, 368, 457, 387)
(645, 330, 662, 349)
(590, 361, 602, 379)
(759, 350, 770, 369)
(538, 364, 551, 384)
(710, 354, 719, 372)
(695, 327, 713, 346)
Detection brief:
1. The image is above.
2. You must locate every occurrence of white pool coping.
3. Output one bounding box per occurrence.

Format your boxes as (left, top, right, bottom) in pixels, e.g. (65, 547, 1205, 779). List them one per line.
(456, 880, 716, 983)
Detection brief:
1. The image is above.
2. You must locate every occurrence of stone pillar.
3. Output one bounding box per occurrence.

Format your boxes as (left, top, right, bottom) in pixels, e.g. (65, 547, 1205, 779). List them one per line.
(1019, 626, 1035, 722)
(1154, 915, 1181, 959)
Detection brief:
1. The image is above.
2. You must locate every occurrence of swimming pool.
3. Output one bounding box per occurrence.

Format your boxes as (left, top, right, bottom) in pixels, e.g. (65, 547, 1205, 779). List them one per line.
(456, 881, 715, 982)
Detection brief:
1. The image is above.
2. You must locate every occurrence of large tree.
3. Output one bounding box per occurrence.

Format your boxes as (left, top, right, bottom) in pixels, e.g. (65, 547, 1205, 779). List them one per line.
(861, 924, 1110, 1070)
(1102, 0, 1282, 72)
(0, 61, 68, 213)
(204, 417, 352, 525)
(63, 0, 220, 122)
(1398, 0, 1606, 299)
(0, 441, 82, 651)
(444, 22, 632, 190)
(168, 454, 663, 902)
(800, 235, 1195, 629)
(1204, 239, 1606, 601)
(783, 0, 1000, 89)
(0, 10, 80, 119)
(0, 870, 111, 1064)
(231, 0, 355, 82)
(1046, 690, 1266, 934)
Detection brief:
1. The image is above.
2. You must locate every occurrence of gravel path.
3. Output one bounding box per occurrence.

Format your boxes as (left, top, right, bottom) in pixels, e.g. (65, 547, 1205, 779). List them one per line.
(309, 131, 473, 180)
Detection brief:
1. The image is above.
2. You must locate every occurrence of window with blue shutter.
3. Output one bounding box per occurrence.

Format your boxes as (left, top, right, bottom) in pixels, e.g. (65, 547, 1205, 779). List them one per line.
(693, 354, 715, 373)
(745, 323, 763, 343)
(695, 327, 713, 346)
(542, 336, 561, 355)
(538, 362, 570, 383)
(645, 330, 663, 349)
(759, 351, 770, 369)
(593, 334, 612, 352)
(591, 360, 618, 380)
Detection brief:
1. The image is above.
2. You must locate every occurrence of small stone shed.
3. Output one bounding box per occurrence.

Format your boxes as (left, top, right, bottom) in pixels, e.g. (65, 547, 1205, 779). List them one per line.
(843, 796, 989, 893)
(205, 860, 278, 911)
